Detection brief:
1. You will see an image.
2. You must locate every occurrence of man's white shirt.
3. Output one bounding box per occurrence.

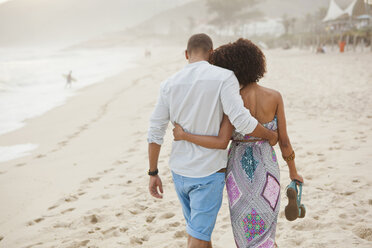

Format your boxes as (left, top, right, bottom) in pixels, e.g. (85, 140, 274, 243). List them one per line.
(148, 61, 258, 178)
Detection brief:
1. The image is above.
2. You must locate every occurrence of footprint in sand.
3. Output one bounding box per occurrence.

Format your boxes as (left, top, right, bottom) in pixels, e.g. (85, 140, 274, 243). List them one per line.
(127, 148, 139, 153)
(64, 195, 78, 202)
(0, 171, 6, 175)
(130, 235, 149, 245)
(340, 191, 354, 196)
(35, 154, 46, 159)
(78, 191, 86, 196)
(305, 175, 313, 180)
(101, 194, 111, 200)
(135, 203, 148, 211)
(15, 163, 26, 167)
(58, 141, 68, 147)
(101, 226, 118, 235)
(146, 215, 156, 223)
(61, 208, 75, 214)
(174, 230, 188, 239)
(352, 225, 372, 241)
(339, 213, 347, 219)
(129, 209, 140, 215)
(48, 204, 59, 210)
(27, 217, 44, 226)
(98, 168, 115, 175)
(83, 214, 99, 224)
(79, 240, 90, 246)
(169, 221, 180, 227)
(53, 222, 72, 228)
(114, 160, 128, 166)
(222, 216, 229, 222)
(221, 224, 230, 229)
(63, 240, 90, 247)
(0, 235, 3, 241)
(24, 242, 43, 248)
(82, 177, 101, 184)
(160, 212, 175, 219)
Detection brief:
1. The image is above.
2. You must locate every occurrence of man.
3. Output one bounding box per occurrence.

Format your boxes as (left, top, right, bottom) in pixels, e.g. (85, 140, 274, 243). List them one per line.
(147, 33, 277, 248)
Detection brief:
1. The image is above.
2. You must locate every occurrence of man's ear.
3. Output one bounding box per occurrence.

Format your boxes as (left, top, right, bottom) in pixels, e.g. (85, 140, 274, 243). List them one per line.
(207, 49, 213, 60)
(185, 50, 189, 60)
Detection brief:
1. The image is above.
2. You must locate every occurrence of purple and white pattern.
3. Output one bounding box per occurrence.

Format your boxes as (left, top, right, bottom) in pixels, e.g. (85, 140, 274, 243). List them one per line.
(227, 117, 280, 248)
(262, 173, 280, 211)
(257, 237, 275, 248)
(226, 172, 242, 207)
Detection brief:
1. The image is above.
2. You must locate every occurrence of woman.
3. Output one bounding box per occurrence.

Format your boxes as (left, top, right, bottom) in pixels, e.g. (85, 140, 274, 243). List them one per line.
(173, 39, 303, 248)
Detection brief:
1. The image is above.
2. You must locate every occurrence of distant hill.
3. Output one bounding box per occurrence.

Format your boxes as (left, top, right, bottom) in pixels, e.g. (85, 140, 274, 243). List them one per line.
(126, 0, 355, 37)
(256, 0, 353, 18)
(0, 0, 191, 47)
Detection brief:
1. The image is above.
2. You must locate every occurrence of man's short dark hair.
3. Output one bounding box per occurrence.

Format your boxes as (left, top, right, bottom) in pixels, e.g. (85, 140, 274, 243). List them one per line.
(187, 33, 213, 55)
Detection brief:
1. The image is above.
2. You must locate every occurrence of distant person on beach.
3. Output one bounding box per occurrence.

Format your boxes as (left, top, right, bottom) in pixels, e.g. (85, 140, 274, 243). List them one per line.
(147, 33, 278, 248)
(63, 70, 76, 88)
(317, 44, 326, 54)
(145, 49, 151, 58)
(172, 39, 304, 247)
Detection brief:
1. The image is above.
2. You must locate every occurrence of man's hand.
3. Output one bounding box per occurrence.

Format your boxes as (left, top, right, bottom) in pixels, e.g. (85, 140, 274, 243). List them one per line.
(269, 130, 278, 146)
(149, 175, 163, 199)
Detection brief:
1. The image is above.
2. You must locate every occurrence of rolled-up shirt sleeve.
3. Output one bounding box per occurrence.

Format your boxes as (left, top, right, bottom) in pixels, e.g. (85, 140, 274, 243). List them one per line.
(147, 81, 170, 145)
(220, 73, 258, 135)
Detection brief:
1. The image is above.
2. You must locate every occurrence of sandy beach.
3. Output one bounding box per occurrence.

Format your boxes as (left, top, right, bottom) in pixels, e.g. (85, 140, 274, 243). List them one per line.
(0, 48, 372, 248)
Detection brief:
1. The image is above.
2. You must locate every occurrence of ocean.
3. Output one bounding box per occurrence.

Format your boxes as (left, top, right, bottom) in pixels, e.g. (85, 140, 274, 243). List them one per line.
(0, 46, 139, 162)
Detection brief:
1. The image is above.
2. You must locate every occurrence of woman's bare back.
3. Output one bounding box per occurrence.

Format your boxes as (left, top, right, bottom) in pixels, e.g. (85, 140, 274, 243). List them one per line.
(240, 84, 280, 124)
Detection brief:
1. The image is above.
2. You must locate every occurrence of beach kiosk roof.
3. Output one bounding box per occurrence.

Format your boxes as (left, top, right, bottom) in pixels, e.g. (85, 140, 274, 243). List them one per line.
(343, 0, 367, 18)
(323, 0, 345, 22)
(323, 0, 368, 22)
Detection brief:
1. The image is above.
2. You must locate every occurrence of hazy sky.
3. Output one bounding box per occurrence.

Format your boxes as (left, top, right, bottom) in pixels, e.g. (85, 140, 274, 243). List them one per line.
(0, 0, 195, 46)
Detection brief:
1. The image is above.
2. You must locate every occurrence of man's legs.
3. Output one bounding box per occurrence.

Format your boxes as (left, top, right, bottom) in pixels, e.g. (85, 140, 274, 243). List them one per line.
(188, 236, 213, 248)
(172, 171, 225, 247)
(188, 235, 212, 248)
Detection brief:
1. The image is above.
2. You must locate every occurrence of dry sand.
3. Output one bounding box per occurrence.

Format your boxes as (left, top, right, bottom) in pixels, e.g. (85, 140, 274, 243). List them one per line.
(0, 48, 371, 248)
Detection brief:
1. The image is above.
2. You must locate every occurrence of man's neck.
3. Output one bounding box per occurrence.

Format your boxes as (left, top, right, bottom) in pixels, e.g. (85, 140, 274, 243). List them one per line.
(188, 57, 208, 64)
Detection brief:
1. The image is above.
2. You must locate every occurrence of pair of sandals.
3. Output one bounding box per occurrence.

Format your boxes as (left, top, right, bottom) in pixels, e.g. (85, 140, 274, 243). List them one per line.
(273, 182, 304, 248)
(285, 180, 306, 221)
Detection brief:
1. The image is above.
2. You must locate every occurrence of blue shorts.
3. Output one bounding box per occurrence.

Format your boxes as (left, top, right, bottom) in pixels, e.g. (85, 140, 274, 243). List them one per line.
(172, 171, 226, 241)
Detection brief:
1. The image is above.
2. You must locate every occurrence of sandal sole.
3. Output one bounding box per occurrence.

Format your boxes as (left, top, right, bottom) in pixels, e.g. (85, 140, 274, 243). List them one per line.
(285, 187, 299, 221)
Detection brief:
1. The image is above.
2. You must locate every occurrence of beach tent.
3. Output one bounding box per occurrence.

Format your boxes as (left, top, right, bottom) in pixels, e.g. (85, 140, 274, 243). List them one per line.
(323, 0, 345, 22)
(323, 0, 369, 22)
(343, 0, 368, 18)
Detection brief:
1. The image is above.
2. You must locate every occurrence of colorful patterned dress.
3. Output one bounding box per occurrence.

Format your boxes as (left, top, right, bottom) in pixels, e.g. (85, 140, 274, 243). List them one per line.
(226, 117, 280, 248)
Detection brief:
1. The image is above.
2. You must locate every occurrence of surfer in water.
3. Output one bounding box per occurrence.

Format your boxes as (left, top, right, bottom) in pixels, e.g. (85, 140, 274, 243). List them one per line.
(64, 71, 76, 88)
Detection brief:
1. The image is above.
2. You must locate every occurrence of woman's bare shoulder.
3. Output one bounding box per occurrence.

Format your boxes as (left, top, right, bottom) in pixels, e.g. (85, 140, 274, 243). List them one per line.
(260, 85, 282, 101)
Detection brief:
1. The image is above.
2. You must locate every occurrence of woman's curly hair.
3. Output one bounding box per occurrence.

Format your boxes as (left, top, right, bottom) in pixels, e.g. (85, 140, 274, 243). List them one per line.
(210, 38, 266, 86)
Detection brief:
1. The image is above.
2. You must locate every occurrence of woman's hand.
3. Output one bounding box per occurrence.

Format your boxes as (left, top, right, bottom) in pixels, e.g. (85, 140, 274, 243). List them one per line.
(290, 172, 304, 184)
(173, 123, 186, 141)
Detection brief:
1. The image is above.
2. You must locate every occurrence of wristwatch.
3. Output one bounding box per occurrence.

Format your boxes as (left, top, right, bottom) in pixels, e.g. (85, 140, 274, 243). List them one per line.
(148, 168, 159, 176)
